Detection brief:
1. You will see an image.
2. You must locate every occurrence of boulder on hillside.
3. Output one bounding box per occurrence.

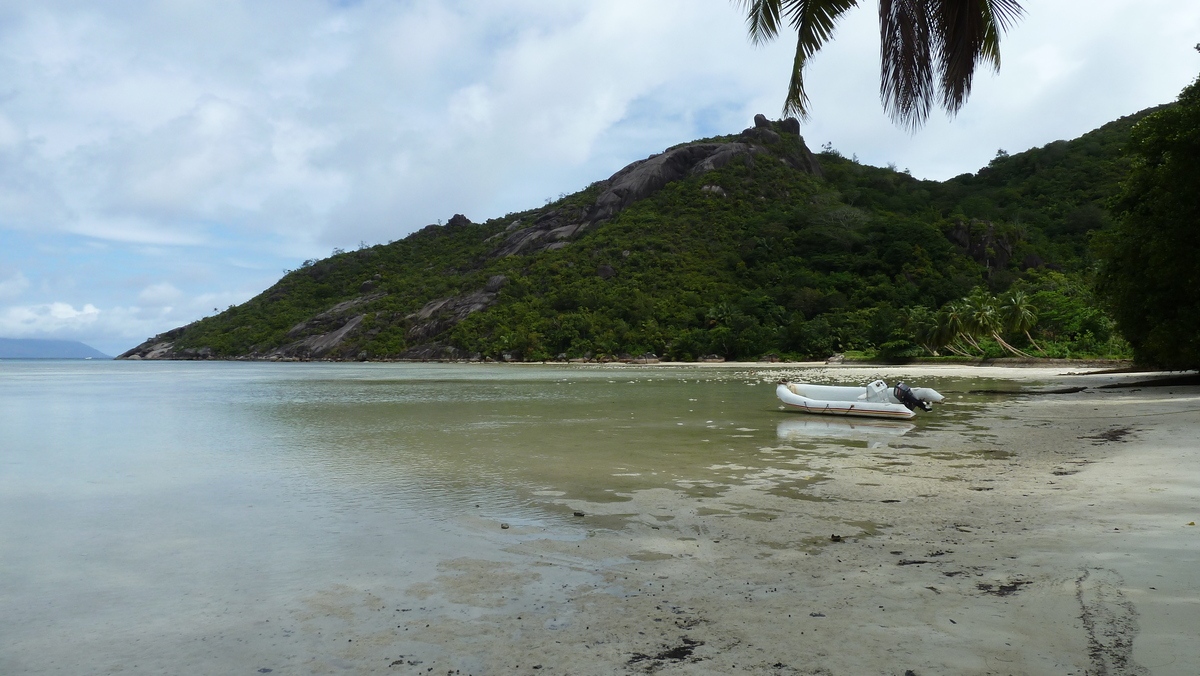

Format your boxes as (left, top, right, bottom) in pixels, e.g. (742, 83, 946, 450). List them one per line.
(490, 206, 590, 257)
(738, 116, 823, 176)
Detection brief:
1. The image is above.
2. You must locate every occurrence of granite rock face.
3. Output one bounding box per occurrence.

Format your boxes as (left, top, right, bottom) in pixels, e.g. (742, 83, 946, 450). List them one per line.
(489, 207, 591, 257)
(119, 293, 391, 361)
(276, 314, 366, 359)
(590, 142, 762, 221)
(482, 115, 822, 260)
(117, 325, 194, 360)
(946, 219, 1016, 274)
(405, 276, 507, 343)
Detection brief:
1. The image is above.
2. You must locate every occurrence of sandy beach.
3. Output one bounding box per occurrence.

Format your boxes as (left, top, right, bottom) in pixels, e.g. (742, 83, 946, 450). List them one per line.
(293, 364, 1200, 676)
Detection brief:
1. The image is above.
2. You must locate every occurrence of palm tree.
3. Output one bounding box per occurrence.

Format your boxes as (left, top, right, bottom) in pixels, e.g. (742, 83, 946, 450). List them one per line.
(735, 0, 1025, 129)
(933, 301, 976, 357)
(964, 288, 1033, 358)
(905, 306, 940, 355)
(1000, 289, 1045, 354)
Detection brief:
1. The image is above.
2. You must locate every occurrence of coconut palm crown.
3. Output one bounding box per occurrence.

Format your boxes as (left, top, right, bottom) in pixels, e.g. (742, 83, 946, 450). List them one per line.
(736, 0, 1024, 129)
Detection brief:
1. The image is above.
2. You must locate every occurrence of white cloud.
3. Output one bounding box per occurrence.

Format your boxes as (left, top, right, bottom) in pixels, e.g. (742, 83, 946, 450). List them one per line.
(68, 216, 209, 246)
(0, 271, 31, 299)
(3, 0, 1192, 250)
(137, 282, 183, 307)
(0, 301, 100, 336)
(0, 0, 786, 248)
(0, 290, 257, 355)
(0, 113, 22, 147)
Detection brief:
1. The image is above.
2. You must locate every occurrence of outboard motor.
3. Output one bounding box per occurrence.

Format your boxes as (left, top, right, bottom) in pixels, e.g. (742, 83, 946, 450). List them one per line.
(894, 381, 932, 412)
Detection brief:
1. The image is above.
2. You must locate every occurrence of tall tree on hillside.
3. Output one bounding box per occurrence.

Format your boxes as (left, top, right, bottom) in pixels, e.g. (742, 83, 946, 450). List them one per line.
(1096, 54, 1200, 369)
(736, 0, 1024, 129)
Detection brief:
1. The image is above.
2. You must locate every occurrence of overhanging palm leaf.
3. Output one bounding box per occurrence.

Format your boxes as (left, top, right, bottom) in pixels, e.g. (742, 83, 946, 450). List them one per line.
(735, 0, 1023, 128)
(741, 0, 788, 44)
(932, 0, 1024, 120)
(879, 0, 934, 127)
(735, 1, 861, 119)
(782, 0, 862, 119)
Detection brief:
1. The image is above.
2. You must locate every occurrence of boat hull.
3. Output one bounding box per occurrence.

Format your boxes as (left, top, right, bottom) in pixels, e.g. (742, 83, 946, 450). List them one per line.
(775, 383, 917, 419)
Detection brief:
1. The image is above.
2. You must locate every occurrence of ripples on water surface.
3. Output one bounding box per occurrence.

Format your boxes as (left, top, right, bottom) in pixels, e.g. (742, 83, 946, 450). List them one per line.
(0, 360, 1022, 673)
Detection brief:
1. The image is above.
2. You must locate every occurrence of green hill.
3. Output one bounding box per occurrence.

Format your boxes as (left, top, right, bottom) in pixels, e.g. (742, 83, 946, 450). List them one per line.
(118, 110, 1158, 363)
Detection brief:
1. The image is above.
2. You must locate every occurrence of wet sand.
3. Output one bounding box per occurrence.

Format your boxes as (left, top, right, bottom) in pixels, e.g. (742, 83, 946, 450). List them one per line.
(295, 365, 1199, 675)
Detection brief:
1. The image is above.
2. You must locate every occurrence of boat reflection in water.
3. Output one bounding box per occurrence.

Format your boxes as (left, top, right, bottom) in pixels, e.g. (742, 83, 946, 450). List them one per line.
(776, 416, 915, 443)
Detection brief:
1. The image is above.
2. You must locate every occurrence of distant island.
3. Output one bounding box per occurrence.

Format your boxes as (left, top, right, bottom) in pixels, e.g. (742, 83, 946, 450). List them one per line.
(0, 338, 111, 359)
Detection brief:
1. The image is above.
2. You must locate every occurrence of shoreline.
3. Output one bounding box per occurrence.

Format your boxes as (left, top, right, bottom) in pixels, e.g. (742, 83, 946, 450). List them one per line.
(111, 354, 1139, 371)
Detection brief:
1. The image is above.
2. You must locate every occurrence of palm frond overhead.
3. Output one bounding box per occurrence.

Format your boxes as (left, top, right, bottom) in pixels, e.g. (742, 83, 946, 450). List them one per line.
(735, 0, 1023, 128)
(737, 0, 786, 44)
(782, 0, 861, 118)
(930, 0, 1022, 118)
(879, 0, 934, 129)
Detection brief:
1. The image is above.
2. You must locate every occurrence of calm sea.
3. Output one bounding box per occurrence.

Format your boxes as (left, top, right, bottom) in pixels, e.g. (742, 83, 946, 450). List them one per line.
(0, 360, 994, 674)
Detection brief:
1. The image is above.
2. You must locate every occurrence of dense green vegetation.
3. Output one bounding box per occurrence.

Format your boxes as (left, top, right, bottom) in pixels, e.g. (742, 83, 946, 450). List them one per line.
(1097, 62, 1200, 369)
(158, 109, 1158, 363)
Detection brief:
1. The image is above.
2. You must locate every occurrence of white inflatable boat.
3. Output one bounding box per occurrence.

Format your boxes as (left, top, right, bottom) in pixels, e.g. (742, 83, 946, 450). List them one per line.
(776, 380, 945, 420)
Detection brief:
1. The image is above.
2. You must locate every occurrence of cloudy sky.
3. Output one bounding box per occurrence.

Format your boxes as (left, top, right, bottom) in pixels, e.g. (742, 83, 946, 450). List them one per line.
(1, 0, 1197, 356)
